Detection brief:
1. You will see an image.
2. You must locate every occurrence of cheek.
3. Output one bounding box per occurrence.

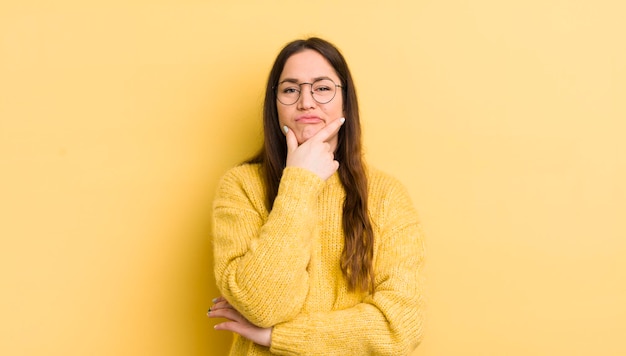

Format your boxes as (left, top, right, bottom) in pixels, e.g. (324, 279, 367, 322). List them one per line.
(277, 107, 289, 126)
(331, 95, 344, 114)
(322, 101, 344, 118)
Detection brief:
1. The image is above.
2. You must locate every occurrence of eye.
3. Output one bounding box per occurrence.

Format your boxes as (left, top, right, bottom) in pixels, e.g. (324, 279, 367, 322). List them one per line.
(314, 85, 331, 92)
(312, 79, 336, 93)
(281, 87, 299, 94)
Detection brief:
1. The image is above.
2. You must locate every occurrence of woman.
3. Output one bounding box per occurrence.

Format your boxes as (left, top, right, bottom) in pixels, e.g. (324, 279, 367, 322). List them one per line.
(208, 37, 425, 355)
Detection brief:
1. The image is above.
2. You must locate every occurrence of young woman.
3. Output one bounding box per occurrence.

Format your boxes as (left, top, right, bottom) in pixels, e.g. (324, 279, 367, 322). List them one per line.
(208, 37, 425, 355)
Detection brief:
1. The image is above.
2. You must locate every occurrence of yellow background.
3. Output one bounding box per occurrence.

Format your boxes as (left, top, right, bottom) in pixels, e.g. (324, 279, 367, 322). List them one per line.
(1, 1, 624, 355)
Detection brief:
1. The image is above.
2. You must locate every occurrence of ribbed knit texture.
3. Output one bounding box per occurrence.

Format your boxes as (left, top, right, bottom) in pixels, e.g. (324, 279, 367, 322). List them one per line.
(212, 164, 425, 356)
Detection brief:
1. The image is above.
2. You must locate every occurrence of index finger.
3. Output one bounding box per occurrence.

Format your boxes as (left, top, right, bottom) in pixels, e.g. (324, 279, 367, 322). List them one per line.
(311, 117, 345, 143)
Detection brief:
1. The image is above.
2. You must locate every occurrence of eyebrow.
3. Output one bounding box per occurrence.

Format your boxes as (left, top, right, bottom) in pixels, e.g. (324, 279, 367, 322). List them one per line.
(279, 76, 335, 84)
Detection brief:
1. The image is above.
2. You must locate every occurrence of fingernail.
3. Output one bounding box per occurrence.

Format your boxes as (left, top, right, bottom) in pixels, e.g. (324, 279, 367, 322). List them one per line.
(340, 117, 345, 124)
(283, 126, 289, 133)
(212, 298, 218, 303)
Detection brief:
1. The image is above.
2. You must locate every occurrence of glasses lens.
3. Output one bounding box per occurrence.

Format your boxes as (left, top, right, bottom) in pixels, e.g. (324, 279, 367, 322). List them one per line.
(311, 79, 337, 104)
(277, 82, 300, 105)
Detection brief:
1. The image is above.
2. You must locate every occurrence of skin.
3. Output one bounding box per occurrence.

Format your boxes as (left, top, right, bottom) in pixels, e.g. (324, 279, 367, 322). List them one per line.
(208, 297, 272, 346)
(277, 49, 345, 155)
(207, 49, 347, 346)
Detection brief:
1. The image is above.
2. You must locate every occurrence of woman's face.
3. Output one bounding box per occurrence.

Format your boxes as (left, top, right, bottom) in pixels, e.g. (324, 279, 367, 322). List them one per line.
(277, 49, 344, 149)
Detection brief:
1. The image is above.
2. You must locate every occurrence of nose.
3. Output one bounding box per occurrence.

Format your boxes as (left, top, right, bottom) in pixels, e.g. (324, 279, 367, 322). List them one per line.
(297, 83, 316, 109)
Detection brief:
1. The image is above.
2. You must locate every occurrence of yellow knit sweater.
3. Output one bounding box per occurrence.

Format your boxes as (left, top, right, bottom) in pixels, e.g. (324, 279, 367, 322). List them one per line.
(212, 164, 424, 356)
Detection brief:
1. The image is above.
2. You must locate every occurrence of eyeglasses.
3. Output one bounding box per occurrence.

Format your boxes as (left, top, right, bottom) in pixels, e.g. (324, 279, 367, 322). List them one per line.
(275, 78, 342, 105)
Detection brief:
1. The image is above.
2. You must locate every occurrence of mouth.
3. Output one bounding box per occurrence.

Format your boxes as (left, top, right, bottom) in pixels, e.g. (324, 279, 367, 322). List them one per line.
(295, 115, 323, 124)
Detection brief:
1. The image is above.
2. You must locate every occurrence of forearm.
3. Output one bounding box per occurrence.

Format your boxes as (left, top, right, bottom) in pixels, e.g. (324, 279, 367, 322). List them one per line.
(270, 286, 424, 356)
(270, 184, 425, 355)
(215, 211, 312, 327)
(213, 167, 325, 327)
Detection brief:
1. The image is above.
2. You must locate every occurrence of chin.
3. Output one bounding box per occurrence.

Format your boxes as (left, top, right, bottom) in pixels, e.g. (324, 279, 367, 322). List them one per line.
(299, 125, 323, 142)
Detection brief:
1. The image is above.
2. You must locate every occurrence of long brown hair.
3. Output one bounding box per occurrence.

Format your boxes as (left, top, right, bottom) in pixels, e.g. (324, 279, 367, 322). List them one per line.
(247, 37, 375, 293)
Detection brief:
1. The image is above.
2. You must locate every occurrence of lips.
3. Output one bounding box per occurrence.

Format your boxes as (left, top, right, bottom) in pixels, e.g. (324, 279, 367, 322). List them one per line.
(295, 115, 323, 124)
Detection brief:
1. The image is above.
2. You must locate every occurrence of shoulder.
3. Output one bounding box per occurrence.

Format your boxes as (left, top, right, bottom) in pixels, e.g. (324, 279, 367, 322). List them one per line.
(366, 166, 419, 226)
(366, 166, 410, 198)
(219, 163, 262, 184)
(215, 163, 265, 204)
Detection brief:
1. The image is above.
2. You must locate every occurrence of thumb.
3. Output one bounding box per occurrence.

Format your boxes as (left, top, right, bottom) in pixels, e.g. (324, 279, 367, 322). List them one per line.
(284, 126, 298, 153)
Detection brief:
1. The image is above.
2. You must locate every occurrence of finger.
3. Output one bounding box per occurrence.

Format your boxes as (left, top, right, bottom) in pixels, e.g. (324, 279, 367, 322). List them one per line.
(311, 117, 345, 143)
(213, 319, 257, 337)
(214, 320, 239, 332)
(284, 125, 299, 153)
(208, 307, 246, 323)
(214, 320, 254, 334)
(210, 300, 233, 311)
(212, 296, 225, 304)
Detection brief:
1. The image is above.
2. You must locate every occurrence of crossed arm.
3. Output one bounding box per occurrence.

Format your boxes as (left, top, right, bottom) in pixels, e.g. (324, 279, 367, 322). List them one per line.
(209, 166, 424, 355)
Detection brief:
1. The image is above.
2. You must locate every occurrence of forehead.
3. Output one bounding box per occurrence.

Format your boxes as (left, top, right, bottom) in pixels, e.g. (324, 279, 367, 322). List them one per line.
(279, 49, 339, 82)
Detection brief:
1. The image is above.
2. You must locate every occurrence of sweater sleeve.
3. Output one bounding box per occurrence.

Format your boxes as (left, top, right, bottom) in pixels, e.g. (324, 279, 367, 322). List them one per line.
(269, 180, 425, 356)
(212, 166, 325, 328)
